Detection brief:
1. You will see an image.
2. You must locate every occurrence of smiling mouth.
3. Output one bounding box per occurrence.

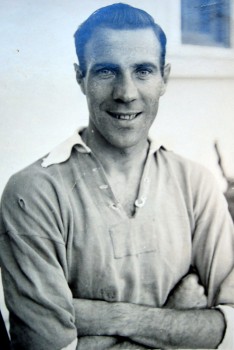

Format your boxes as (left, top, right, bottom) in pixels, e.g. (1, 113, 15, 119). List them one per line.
(108, 112, 141, 120)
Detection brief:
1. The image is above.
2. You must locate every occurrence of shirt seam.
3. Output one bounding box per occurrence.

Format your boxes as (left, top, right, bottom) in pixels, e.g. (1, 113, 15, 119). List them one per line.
(1, 230, 66, 245)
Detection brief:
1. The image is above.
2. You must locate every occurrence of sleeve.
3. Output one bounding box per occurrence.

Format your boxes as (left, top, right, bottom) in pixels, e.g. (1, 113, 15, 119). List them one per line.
(0, 170, 77, 350)
(191, 167, 234, 349)
(216, 305, 234, 349)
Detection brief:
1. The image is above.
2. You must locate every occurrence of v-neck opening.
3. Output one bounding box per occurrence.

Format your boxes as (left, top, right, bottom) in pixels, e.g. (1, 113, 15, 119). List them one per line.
(88, 144, 153, 220)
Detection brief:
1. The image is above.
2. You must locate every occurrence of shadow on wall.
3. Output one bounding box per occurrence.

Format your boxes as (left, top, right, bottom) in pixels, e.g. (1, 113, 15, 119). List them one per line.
(225, 179, 234, 221)
(215, 142, 234, 221)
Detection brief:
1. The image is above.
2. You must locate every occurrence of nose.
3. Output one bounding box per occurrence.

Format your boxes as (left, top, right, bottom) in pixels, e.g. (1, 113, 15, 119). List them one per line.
(112, 73, 138, 103)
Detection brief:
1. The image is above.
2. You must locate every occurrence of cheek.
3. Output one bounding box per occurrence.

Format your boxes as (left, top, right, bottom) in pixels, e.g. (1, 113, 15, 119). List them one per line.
(86, 83, 111, 107)
(145, 95, 160, 112)
(141, 81, 163, 106)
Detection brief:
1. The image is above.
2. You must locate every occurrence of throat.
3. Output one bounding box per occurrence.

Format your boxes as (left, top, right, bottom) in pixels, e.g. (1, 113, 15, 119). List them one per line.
(82, 123, 149, 173)
(112, 180, 139, 217)
(105, 166, 144, 218)
(82, 126, 150, 216)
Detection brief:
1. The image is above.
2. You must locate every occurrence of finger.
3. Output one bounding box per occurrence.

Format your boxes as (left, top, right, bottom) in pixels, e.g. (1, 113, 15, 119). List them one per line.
(201, 294, 208, 303)
(196, 295, 208, 308)
(197, 285, 205, 296)
(181, 273, 199, 288)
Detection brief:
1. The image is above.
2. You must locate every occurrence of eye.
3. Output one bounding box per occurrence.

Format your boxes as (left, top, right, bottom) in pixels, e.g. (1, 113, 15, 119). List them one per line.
(96, 68, 115, 79)
(136, 69, 153, 79)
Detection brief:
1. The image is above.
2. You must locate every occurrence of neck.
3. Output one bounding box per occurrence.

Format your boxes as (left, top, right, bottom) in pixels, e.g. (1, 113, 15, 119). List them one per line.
(83, 124, 149, 177)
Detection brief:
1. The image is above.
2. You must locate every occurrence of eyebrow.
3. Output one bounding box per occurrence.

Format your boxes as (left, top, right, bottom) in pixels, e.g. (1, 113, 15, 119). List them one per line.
(90, 62, 158, 72)
(90, 63, 120, 72)
(132, 62, 158, 71)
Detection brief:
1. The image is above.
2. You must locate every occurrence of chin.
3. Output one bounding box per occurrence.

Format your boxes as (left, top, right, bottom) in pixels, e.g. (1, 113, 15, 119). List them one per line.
(106, 134, 144, 150)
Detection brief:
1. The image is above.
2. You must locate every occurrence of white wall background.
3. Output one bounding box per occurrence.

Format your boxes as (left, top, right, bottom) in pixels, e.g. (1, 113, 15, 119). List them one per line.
(0, 0, 234, 196)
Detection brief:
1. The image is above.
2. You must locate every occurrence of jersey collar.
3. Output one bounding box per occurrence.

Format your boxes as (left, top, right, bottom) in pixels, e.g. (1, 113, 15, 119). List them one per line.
(41, 127, 163, 168)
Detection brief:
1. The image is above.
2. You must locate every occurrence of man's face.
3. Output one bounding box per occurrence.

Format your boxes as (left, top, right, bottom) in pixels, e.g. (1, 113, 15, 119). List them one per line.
(78, 28, 170, 149)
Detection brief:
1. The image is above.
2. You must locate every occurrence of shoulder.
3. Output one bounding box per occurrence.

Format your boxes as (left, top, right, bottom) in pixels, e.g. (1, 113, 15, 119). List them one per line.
(156, 149, 231, 225)
(156, 147, 216, 185)
(155, 148, 225, 212)
(1, 152, 77, 214)
(0, 157, 75, 241)
(2, 145, 83, 198)
(2, 159, 57, 201)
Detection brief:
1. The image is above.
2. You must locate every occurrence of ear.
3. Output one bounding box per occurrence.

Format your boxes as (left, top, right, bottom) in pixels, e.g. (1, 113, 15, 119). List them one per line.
(160, 63, 171, 96)
(74, 63, 86, 95)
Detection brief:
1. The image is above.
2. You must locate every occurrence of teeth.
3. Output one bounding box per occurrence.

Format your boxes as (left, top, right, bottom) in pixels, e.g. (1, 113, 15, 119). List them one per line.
(112, 114, 138, 120)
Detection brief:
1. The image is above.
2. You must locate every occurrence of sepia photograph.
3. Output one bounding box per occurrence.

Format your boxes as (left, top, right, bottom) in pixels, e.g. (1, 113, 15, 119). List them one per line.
(0, 1, 234, 349)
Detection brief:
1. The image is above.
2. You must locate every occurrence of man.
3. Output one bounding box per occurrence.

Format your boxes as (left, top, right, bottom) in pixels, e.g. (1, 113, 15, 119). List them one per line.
(0, 3, 234, 349)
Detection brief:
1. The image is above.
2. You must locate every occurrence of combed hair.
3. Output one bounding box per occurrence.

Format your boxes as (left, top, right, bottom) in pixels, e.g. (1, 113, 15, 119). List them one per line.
(74, 3, 167, 76)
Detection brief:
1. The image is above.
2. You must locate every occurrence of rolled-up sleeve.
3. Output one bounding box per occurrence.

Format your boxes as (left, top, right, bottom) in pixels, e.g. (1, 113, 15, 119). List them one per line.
(216, 305, 234, 349)
(215, 267, 234, 349)
(0, 170, 77, 350)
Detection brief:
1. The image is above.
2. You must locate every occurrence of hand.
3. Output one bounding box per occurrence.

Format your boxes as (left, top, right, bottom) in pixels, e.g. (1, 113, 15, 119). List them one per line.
(165, 273, 208, 310)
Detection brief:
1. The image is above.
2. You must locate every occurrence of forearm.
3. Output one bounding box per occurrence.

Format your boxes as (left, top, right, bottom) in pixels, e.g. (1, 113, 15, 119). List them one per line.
(73, 299, 148, 348)
(73, 298, 115, 336)
(73, 298, 225, 349)
(114, 302, 225, 349)
(77, 336, 147, 349)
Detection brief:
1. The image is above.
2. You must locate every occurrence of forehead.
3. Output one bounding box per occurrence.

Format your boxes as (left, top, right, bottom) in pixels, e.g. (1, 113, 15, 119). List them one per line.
(84, 28, 161, 67)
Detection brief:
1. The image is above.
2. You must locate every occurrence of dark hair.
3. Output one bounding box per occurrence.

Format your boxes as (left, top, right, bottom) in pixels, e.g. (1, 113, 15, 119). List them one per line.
(74, 3, 167, 76)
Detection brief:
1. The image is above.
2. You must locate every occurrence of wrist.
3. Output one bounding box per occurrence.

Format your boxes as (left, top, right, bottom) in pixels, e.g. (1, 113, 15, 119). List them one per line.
(97, 301, 119, 336)
(113, 302, 142, 338)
